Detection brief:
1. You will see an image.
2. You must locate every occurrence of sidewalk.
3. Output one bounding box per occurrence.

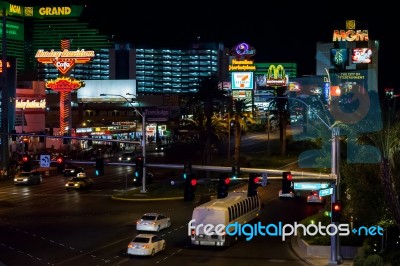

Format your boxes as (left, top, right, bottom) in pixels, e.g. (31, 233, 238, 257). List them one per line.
(290, 235, 354, 266)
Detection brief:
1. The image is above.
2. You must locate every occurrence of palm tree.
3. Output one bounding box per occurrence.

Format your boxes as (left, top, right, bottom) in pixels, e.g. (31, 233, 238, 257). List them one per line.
(184, 75, 228, 165)
(232, 98, 255, 168)
(180, 113, 228, 145)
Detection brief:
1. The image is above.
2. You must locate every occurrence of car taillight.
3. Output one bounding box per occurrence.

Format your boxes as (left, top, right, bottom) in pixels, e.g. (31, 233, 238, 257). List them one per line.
(128, 244, 133, 248)
(191, 229, 195, 235)
(142, 245, 149, 249)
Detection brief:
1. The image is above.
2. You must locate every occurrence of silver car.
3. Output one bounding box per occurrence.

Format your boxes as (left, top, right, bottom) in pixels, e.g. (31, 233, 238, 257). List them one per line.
(136, 213, 171, 232)
(14, 171, 42, 185)
(127, 234, 166, 256)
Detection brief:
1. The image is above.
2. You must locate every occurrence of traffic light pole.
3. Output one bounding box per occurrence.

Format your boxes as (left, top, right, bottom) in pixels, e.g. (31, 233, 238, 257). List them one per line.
(272, 95, 342, 264)
(330, 127, 341, 265)
(141, 112, 147, 193)
(100, 93, 147, 192)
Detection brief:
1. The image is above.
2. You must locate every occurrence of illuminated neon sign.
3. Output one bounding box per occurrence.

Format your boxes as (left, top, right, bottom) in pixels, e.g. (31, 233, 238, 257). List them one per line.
(45, 77, 85, 92)
(229, 59, 256, 72)
(36, 49, 95, 74)
(230, 42, 256, 59)
(333, 20, 369, 42)
(266, 65, 287, 87)
(0, 60, 11, 73)
(16, 99, 46, 109)
(38, 7, 72, 16)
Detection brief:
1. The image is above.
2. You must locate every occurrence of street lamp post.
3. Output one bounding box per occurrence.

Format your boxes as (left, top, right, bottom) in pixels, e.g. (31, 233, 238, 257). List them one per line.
(100, 93, 147, 193)
(274, 96, 341, 264)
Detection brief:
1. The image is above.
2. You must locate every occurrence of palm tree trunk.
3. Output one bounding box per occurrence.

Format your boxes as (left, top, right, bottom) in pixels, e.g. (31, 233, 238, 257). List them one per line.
(380, 158, 400, 227)
(234, 113, 241, 167)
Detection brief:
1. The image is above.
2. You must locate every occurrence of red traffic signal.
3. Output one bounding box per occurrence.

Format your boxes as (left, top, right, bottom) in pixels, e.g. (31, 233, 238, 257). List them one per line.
(331, 202, 343, 222)
(56, 156, 64, 164)
(224, 177, 230, 185)
(190, 178, 197, 186)
(332, 202, 342, 212)
(253, 176, 260, 183)
(22, 156, 29, 162)
(287, 173, 293, 181)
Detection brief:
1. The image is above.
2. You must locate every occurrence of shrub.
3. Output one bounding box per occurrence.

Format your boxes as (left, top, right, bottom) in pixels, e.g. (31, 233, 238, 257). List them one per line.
(363, 254, 385, 266)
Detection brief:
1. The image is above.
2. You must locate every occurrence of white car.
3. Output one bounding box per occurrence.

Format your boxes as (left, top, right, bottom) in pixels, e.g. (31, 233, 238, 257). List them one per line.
(127, 234, 166, 256)
(136, 213, 171, 232)
(307, 191, 325, 204)
(278, 189, 295, 199)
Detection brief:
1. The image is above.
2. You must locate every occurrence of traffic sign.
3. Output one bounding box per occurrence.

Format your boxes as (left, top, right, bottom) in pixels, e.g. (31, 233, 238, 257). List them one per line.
(319, 187, 333, 197)
(261, 173, 268, 187)
(40, 155, 51, 168)
(293, 182, 330, 190)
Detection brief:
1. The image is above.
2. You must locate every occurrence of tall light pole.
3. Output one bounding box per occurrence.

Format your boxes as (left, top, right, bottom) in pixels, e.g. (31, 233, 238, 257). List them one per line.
(100, 93, 147, 193)
(275, 95, 341, 264)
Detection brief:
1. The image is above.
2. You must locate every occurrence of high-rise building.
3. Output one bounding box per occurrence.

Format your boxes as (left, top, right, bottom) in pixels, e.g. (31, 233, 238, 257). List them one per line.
(109, 42, 230, 94)
(0, 3, 113, 82)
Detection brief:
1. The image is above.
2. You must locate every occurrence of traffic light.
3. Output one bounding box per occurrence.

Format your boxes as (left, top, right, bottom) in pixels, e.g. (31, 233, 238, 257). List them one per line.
(231, 165, 240, 179)
(134, 156, 144, 179)
(184, 173, 196, 201)
(22, 154, 31, 172)
(23, 137, 29, 151)
(217, 173, 230, 199)
(182, 163, 192, 179)
(56, 155, 65, 173)
(331, 202, 343, 222)
(247, 173, 261, 197)
(11, 129, 17, 141)
(282, 171, 293, 194)
(95, 157, 104, 176)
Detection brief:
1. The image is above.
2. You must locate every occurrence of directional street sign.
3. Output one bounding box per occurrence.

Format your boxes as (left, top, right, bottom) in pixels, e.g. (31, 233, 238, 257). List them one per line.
(319, 187, 333, 197)
(40, 155, 51, 168)
(293, 182, 330, 190)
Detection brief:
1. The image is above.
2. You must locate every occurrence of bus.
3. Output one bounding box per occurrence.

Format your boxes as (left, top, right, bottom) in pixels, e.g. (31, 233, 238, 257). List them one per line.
(189, 191, 261, 246)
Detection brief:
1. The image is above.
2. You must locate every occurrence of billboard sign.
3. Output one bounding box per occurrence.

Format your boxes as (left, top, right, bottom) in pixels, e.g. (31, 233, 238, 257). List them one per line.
(231, 72, 254, 90)
(0, 2, 84, 18)
(332, 20, 369, 42)
(77, 80, 137, 102)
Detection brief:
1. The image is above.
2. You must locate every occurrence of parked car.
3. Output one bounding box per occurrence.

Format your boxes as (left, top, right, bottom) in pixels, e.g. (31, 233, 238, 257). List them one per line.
(307, 191, 325, 204)
(127, 234, 166, 257)
(14, 171, 42, 185)
(63, 165, 85, 177)
(136, 213, 171, 232)
(119, 152, 136, 163)
(65, 175, 94, 191)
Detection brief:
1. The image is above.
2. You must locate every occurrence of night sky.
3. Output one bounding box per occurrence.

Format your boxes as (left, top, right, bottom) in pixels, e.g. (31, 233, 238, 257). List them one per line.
(12, 1, 400, 89)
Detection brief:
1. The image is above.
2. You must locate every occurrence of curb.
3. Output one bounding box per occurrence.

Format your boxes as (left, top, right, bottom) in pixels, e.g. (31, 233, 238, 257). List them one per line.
(111, 195, 184, 201)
